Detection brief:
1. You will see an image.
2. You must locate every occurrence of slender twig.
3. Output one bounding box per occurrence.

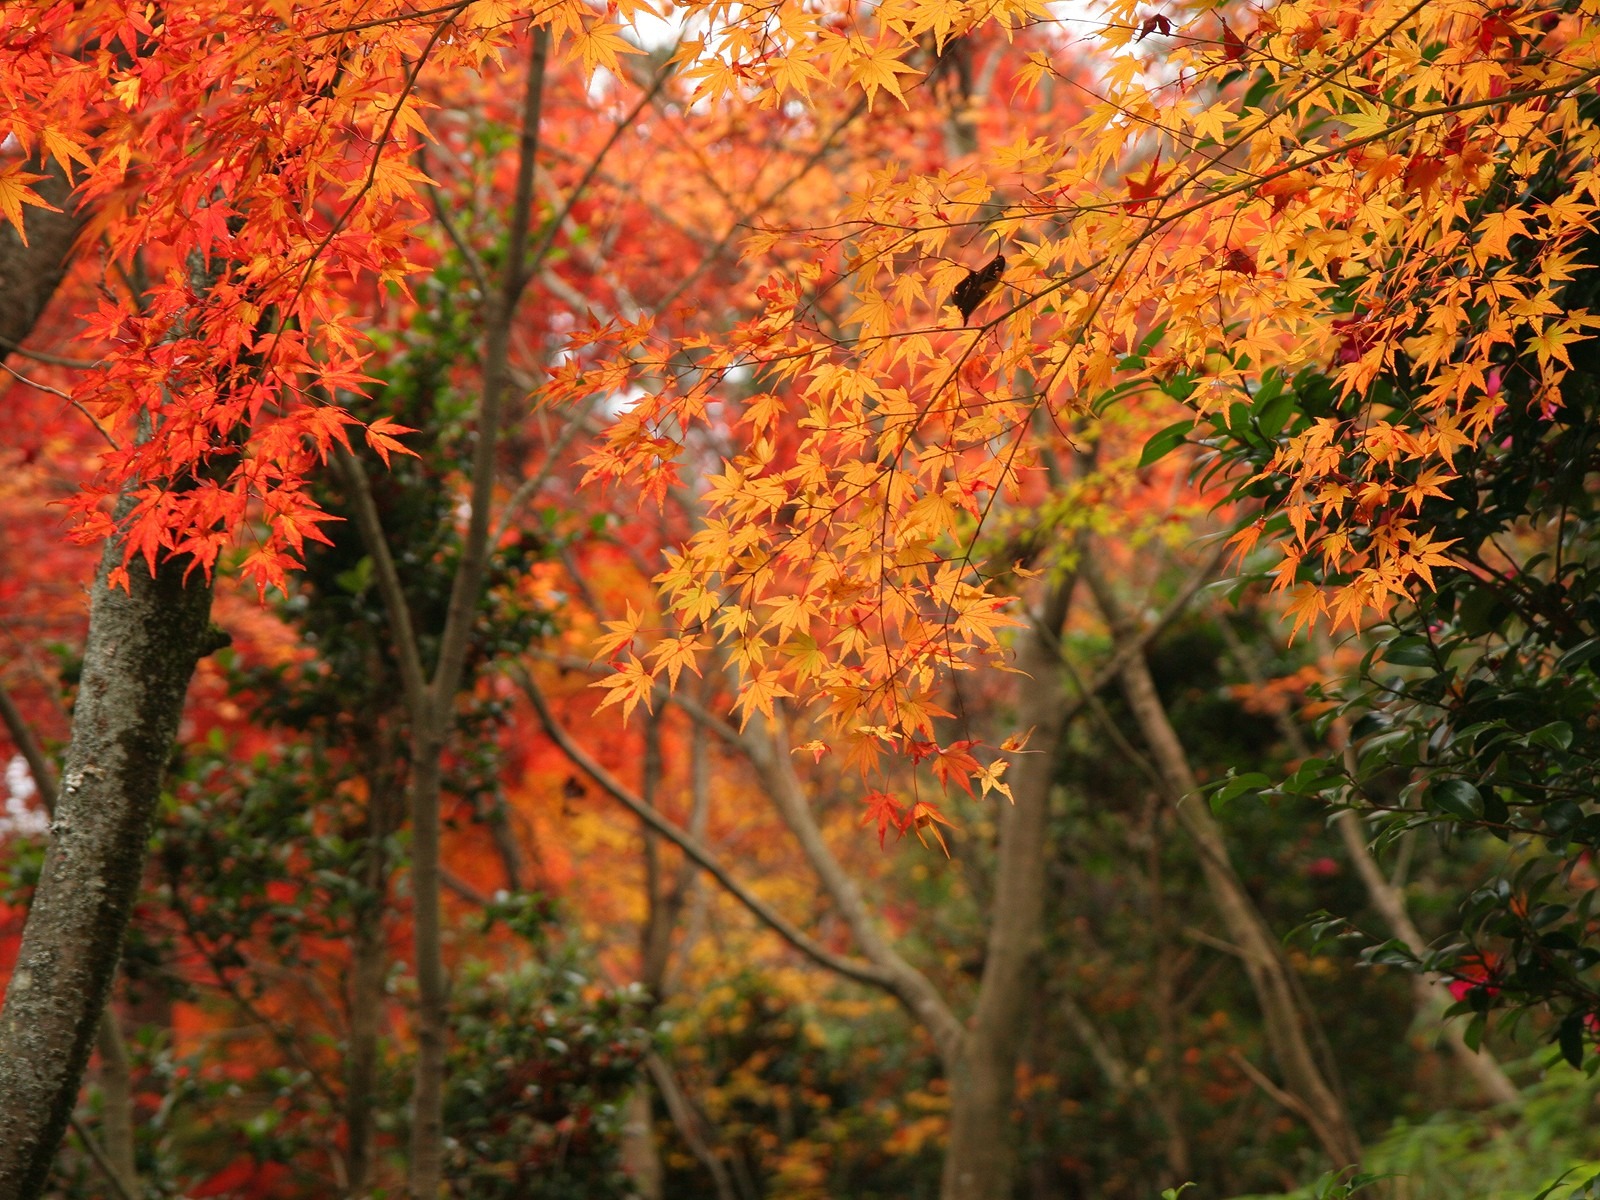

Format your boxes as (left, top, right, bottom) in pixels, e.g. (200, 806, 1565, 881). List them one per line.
(525, 57, 675, 276)
(487, 390, 601, 548)
(1041, 537, 1231, 728)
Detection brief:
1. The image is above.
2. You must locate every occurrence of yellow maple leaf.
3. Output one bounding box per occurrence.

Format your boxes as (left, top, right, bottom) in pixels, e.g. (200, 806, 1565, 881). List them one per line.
(0, 165, 59, 246)
(572, 21, 641, 79)
(592, 655, 656, 721)
(845, 40, 920, 109)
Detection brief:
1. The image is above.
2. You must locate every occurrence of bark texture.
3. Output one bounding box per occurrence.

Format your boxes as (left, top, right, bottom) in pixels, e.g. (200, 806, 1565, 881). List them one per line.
(0, 161, 86, 357)
(940, 578, 1072, 1200)
(0, 538, 216, 1199)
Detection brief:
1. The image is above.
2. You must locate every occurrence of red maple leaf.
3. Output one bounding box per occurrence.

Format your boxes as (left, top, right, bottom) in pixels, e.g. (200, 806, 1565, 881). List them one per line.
(860, 790, 907, 848)
(1123, 157, 1172, 213)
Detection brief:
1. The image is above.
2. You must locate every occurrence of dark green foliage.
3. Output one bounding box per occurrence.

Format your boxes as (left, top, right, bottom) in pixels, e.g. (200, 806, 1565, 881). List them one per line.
(445, 959, 654, 1200)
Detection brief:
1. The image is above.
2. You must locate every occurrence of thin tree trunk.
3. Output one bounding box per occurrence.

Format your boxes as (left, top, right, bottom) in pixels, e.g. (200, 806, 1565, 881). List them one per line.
(620, 1086, 664, 1200)
(519, 667, 899, 989)
(0, 534, 217, 1198)
(624, 712, 671, 1200)
(95, 1011, 137, 1191)
(346, 906, 389, 1196)
(646, 1054, 739, 1200)
(1331, 810, 1520, 1104)
(334, 30, 548, 1197)
(1084, 560, 1363, 1169)
(1143, 797, 1193, 1181)
(941, 576, 1072, 1200)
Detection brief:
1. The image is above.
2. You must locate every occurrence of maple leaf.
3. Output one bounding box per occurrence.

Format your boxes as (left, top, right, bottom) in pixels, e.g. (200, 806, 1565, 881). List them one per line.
(572, 21, 641, 79)
(846, 40, 921, 109)
(1218, 19, 1248, 62)
(593, 655, 656, 721)
(732, 673, 795, 729)
(860, 789, 906, 849)
(0, 165, 58, 245)
(1222, 248, 1257, 276)
(594, 603, 647, 662)
(930, 739, 981, 796)
(974, 759, 1013, 803)
(1122, 158, 1170, 213)
(648, 635, 707, 689)
(1283, 583, 1326, 645)
(1136, 13, 1172, 41)
(905, 801, 954, 856)
(793, 739, 831, 763)
(999, 729, 1033, 753)
(364, 416, 420, 466)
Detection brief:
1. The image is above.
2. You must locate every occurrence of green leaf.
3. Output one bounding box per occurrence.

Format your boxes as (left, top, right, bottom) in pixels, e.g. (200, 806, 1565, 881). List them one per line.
(1558, 1013, 1586, 1069)
(1557, 639, 1600, 672)
(1254, 390, 1297, 439)
(1529, 721, 1574, 751)
(1430, 779, 1485, 821)
(1382, 635, 1437, 667)
(1139, 420, 1195, 467)
(1208, 772, 1272, 813)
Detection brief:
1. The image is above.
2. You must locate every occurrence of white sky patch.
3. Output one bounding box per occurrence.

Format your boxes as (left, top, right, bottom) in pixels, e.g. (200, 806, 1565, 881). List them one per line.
(2, 756, 49, 836)
(629, 7, 689, 52)
(588, 65, 618, 106)
(603, 383, 649, 418)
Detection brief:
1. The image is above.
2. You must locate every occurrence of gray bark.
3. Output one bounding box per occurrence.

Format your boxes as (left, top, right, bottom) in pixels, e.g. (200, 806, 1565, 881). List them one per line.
(0, 161, 87, 358)
(0, 535, 216, 1198)
(940, 578, 1071, 1200)
(0, 145, 198, 1200)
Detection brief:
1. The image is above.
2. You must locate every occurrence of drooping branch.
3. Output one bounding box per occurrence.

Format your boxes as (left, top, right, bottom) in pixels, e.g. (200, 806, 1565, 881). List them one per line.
(516, 666, 897, 991)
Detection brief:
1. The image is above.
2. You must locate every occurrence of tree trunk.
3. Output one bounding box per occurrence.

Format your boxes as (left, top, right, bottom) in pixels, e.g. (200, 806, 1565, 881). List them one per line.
(0, 536, 216, 1199)
(95, 1011, 137, 1191)
(347, 761, 402, 1197)
(940, 579, 1071, 1200)
(1231, 623, 1521, 1107)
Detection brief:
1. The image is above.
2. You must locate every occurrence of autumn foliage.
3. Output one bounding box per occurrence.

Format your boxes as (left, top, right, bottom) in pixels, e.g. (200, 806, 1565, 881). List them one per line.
(5, 0, 1600, 1194)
